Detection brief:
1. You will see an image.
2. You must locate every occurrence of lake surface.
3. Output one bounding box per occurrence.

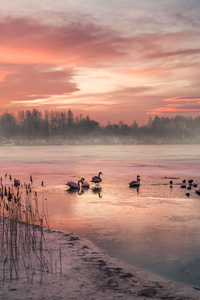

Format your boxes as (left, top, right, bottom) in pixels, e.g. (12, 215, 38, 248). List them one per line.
(1, 144, 200, 287)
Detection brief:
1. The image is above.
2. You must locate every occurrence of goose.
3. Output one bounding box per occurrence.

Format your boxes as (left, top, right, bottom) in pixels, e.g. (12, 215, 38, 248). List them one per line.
(91, 172, 103, 184)
(66, 178, 84, 189)
(129, 175, 140, 187)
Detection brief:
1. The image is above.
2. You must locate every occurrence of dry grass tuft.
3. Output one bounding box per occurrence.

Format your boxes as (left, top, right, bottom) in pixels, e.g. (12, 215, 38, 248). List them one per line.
(0, 175, 62, 284)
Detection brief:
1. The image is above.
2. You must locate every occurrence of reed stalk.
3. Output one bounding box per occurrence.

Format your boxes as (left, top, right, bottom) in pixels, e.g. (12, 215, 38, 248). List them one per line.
(0, 174, 60, 284)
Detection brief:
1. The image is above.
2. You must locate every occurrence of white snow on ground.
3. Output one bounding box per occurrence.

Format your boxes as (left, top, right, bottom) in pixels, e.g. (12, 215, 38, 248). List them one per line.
(1, 227, 200, 300)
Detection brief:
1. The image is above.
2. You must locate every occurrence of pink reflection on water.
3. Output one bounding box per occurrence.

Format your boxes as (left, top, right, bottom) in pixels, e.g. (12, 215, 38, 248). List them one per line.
(1, 144, 200, 286)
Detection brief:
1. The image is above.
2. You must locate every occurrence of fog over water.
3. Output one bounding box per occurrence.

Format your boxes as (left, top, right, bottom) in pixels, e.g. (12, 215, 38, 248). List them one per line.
(1, 144, 200, 287)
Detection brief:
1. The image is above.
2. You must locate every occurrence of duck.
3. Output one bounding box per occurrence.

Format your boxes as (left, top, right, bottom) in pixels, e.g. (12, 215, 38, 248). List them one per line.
(66, 178, 84, 189)
(129, 175, 140, 187)
(181, 185, 186, 188)
(181, 180, 186, 188)
(195, 188, 200, 195)
(91, 172, 103, 184)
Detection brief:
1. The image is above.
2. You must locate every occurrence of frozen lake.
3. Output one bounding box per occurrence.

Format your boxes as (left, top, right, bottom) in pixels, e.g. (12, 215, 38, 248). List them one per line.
(0, 144, 200, 287)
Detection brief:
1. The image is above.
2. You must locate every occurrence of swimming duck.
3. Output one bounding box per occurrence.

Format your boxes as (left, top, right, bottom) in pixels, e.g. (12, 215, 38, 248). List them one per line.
(195, 188, 200, 195)
(181, 180, 186, 188)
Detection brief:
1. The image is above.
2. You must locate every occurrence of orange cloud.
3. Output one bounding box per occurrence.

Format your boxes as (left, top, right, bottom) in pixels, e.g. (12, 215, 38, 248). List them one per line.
(147, 107, 200, 114)
(146, 104, 200, 115)
(153, 31, 193, 45)
(118, 67, 173, 78)
(0, 16, 136, 67)
(0, 71, 11, 82)
(146, 96, 200, 115)
(0, 13, 200, 125)
(145, 48, 200, 60)
(0, 64, 79, 104)
(163, 96, 200, 102)
(1, 15, 196, 68)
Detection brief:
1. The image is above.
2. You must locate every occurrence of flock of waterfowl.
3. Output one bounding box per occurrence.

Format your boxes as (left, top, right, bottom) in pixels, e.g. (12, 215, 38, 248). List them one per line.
(66, 172, 141, 190)
(66, 172, 103, 190)
(169, 178, 200, 197)
(66, 173, 200, 197)
(2, 171, 200, 197)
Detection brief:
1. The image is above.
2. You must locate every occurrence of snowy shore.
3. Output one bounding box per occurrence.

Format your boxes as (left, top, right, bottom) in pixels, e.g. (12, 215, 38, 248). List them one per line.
(1, 134, 200, 146)
(1, 227, 200, 300)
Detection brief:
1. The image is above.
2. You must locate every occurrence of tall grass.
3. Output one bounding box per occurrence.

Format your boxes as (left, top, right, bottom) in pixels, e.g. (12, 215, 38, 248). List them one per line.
(0, 176, 61, 284)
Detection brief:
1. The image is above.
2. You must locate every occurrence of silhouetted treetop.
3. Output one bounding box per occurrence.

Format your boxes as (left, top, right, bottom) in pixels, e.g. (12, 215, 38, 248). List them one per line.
(0, 109, 200, 143)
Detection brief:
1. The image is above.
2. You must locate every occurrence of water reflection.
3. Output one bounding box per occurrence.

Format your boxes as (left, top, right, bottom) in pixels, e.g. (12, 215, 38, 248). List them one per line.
(81, 186, 90, 191)
(129, 185, 140, 194)
(79, 187, 90, 195)
(66, 188, 86, 195)
(91, 186, 103, 198)
(66, 188, 79, 194)
(66, 186, 103, 197)
(1, 144, 200, 288)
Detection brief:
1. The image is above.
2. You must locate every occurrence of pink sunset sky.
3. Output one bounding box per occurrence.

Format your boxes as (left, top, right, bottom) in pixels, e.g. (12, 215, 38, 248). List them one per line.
(0, 0, 200, 125)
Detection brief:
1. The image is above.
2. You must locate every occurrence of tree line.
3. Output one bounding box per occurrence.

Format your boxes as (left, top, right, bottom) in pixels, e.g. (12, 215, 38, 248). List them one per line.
(0, 109, 200, 140)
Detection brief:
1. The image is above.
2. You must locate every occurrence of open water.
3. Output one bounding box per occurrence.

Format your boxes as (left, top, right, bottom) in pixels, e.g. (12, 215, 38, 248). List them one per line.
(0, 144, 200, 287)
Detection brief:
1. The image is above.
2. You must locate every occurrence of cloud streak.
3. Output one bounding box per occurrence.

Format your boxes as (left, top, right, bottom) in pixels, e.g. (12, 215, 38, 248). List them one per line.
(146, 107, 200, 115)
(0, 64, 79, 104)
(163, 97, 200, 102)
(146, 47, 200, 60)
(146, 96, 200, 115)
(0, 15, 135, 67)
(1, 15, 198, 67)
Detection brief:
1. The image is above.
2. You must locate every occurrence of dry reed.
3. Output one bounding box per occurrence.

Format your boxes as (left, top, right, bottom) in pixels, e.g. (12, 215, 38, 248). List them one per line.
(0, 175, 61, 284)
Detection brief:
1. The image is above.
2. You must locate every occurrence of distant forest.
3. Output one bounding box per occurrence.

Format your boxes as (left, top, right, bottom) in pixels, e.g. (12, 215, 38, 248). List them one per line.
(0, 109, 200, 144)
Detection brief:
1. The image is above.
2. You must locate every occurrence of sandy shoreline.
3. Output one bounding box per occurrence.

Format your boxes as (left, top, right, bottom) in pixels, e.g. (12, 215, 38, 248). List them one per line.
(1, 227, 199, 300)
